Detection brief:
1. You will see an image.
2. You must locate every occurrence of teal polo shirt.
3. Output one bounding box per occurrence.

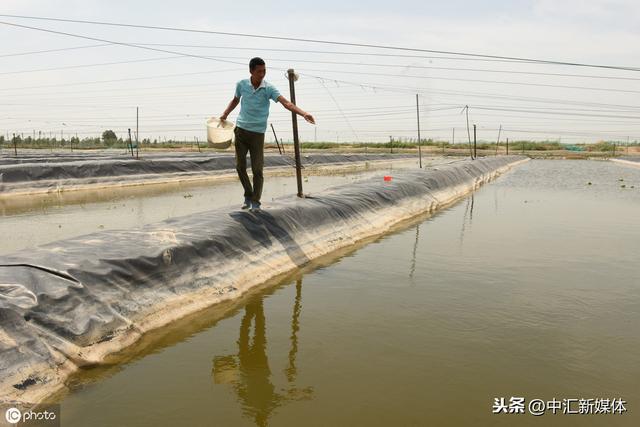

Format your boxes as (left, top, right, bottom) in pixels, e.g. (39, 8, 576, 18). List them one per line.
(234, 78, 281, 133)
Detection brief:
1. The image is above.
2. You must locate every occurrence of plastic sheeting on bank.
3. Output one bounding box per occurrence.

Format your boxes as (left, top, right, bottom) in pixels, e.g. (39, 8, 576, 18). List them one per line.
(0, 156, 528, 404)
(0, 152, 416, 196)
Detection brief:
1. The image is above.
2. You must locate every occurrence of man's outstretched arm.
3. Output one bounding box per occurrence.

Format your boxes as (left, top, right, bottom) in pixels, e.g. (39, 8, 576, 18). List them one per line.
(277, 95, 315, 124)
(220, 96, 240, 120)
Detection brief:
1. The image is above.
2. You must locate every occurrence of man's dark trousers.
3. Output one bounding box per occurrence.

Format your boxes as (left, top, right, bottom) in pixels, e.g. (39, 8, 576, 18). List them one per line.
(234, 126, 265, 204)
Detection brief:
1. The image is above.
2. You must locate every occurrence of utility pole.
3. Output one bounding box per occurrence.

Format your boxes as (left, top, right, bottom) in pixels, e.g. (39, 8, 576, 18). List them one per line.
(496, 124, 502, 156)
(136, 107, 139, 159)
(416, 94, 422, 168)
(12, 133, 17, 156)
(463, 105, 473, 160)
(473, 124, 477, 160)
(128, 128, 134, 157)
(627, 136, 630, 154)
(287, 69, 304, 197)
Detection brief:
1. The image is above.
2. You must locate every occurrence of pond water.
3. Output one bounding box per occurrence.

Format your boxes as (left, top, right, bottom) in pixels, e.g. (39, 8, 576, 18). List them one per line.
(50, 160, 640, 426)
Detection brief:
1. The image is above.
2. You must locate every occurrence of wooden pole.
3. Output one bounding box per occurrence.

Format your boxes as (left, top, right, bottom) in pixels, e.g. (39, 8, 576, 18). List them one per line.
(416, 94, 422, 168)
(473, 124, 477, 159)
(465, 106, 473, 160)
(496, 124, 502, 155)
(287, 69, 304, 198)
(136, 107, 139, 159)
(128, 128, 134, 157)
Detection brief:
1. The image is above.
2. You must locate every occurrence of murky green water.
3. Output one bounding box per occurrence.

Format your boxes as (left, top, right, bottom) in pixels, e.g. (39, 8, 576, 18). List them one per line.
(53, 160, 639, 426)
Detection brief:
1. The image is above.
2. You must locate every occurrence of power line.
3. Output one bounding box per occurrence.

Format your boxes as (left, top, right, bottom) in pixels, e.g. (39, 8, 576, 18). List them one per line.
(0, 67, 244, 91)
(0, 55, 182, 75)
(0, 20, 251, 68)
(2, 20, 639, 112)
(1, 14, 639, 72)
(298, 67, 640, 95)
(0, 43, 112, 58)
(7, 49, 640, 82)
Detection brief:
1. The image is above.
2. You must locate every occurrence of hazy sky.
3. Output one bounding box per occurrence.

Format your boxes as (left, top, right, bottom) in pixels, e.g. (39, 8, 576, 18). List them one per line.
(1, 0, 639, 143)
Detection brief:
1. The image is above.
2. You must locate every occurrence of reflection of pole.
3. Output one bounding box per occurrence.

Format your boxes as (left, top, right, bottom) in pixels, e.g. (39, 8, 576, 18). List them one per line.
(285, 278, 303, 382)
(270, 123, 283, 155)
(416, 94, 422, 168)
(287, 69, 304, 197)
(409, 224, 420, 279)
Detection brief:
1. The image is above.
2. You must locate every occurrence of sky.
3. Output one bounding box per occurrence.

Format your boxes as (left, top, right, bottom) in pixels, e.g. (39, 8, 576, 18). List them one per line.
(1, 0, 639, 144)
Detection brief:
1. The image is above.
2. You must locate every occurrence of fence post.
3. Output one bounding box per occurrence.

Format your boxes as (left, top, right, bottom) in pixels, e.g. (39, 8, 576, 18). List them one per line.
(287, 69, 304, 197)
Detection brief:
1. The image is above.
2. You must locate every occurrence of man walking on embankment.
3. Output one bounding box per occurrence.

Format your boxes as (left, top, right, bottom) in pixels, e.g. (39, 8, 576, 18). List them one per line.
(220, 57, 315, 212)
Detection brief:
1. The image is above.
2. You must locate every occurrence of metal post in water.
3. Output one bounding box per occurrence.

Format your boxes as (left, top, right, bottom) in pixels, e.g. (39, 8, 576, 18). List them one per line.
(287, 69, 304, 198)
(416, 94, 422, 168)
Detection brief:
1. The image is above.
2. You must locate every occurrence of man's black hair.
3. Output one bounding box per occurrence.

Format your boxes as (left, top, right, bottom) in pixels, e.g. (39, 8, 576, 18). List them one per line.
(249, 57, 266, 71)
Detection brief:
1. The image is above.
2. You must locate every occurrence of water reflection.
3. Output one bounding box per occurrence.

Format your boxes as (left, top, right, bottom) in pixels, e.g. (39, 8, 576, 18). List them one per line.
(212, 278, 313, 426)
(409, 223, 420, 281)
(458, 193, 475, 247)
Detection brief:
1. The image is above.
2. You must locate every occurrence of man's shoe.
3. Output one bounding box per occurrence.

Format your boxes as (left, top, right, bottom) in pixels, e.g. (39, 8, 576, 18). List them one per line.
(241, 198, 251, 210)
(250, 201, 262, 212)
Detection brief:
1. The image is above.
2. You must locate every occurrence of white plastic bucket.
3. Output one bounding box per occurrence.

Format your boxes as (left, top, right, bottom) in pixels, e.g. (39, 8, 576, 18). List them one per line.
(206, 117, 235, 149)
